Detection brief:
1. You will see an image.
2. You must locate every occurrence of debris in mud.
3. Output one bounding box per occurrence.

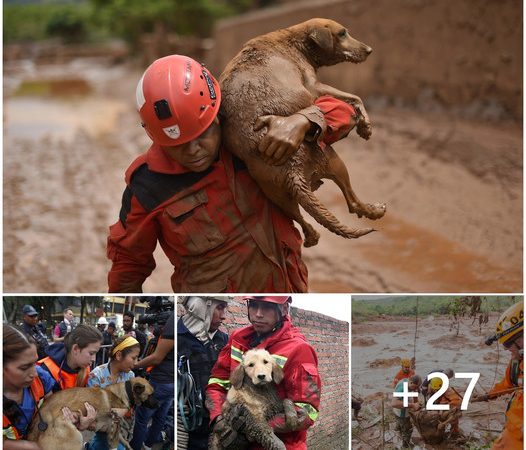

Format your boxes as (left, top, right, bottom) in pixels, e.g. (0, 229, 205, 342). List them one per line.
(369, 357, 400, 368)
(353, 337, 377, 346)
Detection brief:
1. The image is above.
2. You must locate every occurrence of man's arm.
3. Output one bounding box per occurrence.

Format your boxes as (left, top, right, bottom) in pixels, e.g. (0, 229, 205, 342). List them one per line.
(107, 193, 159, 293)
(253, 97, 358, 165)
(205, 342, 233, 424)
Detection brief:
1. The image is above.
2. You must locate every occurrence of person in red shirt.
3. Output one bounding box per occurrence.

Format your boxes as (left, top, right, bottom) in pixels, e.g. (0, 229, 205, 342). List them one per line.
(107, 55, 359, 293)
(206, 296, 321, 450)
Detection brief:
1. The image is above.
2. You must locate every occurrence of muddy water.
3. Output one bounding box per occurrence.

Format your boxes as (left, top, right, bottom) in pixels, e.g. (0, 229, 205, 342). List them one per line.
(352, 316, 512, 448)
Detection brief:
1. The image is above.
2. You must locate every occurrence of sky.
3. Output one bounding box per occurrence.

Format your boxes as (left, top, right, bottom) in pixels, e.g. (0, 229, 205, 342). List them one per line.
(291, 294, 351, 322)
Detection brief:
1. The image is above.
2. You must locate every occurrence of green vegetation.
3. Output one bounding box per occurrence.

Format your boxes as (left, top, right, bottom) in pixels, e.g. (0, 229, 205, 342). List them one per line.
(4, 0, 270, 45)
(352, 296, 519, 322)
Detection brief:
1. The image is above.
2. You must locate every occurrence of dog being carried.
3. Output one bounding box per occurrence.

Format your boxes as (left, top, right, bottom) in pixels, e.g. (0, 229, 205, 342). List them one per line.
(210, 349, 297, 450)
(27, 377, 158, 450)
(220, 18, 386, 247)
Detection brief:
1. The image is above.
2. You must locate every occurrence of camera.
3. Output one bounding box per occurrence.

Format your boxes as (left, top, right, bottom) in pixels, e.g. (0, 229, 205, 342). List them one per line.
(137, 297, 174, 327)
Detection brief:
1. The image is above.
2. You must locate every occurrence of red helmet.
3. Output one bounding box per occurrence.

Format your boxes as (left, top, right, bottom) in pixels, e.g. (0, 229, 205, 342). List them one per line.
(240, 296, 292, 304)
(136, 55, 221, 146)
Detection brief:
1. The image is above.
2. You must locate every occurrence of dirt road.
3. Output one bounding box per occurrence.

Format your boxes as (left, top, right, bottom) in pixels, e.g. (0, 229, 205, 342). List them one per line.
(352, 314, 514, 449)
(3, 58, 522, 293)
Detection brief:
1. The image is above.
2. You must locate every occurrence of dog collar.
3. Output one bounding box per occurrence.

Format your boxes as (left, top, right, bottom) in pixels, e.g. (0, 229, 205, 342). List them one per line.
(125, 380, 136, 408)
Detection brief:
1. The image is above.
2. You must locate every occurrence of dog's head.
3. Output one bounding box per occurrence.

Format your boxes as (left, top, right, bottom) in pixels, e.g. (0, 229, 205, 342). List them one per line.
(230, 349, 284, 389)
(293, 18, 372, 67)
(128, 377, 159, 409)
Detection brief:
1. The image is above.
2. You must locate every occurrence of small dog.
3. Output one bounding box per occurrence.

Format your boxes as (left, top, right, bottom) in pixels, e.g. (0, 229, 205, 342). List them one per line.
(209, 349, 297, 450)
(220, 18, 386, 246)
(27, 377, 158, 450)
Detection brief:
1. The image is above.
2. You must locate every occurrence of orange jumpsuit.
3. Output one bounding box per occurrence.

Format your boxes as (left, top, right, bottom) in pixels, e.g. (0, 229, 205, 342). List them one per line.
(437, 387, 462, 434)
(392, 369, 415, 388)
(489, 359, 523, 450)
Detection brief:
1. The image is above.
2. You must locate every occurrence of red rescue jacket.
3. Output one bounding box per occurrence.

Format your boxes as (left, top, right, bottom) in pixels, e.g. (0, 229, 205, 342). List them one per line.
(206, 316, 321, 450)
(107, 97, 356, 293)
(3, 376, 45, 440)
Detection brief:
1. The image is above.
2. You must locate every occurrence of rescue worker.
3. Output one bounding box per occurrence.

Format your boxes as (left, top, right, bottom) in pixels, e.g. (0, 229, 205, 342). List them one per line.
(95, 317, 113, 366)
(392, 358, 415, 388)
(474, 301, 523, 450)
(20, 304, 49, 360)
(421, 368, 454, 400)
(391, 375, 422, 449)
(107, 54, 360, 293)
(38, 324, 103, 390)
(3, 325, 95, 448)
(177, 296, 229, 449)
(427, 376, 462, 435)
(206, 296, 321, 450)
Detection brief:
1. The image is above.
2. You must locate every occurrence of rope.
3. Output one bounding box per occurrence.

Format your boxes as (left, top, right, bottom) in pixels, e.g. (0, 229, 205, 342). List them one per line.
(413, 297, 419, 367)
(177, 356, 203, 433)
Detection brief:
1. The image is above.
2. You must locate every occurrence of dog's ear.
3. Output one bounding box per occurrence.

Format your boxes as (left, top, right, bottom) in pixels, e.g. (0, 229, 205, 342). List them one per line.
(272, 361, 284, 385)
(309, 26, 333, 51)
(230, 363, 245, 389)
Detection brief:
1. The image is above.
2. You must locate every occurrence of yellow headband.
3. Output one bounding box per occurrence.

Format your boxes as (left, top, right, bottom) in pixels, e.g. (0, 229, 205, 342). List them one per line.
(112, 336, 140, 355)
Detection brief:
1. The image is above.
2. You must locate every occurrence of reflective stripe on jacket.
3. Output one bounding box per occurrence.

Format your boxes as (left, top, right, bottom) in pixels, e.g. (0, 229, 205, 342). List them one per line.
(3, 376, 45, 440)
(206, 316, 321, 450)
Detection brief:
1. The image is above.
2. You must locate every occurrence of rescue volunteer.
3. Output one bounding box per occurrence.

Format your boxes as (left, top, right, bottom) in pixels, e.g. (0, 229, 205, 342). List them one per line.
(206, 296, 321, 450)
(177, 296, 229, 449)
(391, 375, 422, 449)
(392, 358, 415, 388)
(38, 324, 103, 391)
(107, 55, 359, 293)
(3, 325, 95, 449)
(427, 377, 462, 435)
(475, 301, 523, 450)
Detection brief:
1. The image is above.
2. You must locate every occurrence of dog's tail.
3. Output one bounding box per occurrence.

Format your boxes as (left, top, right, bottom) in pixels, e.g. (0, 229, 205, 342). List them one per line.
(288, 169, 374, 241)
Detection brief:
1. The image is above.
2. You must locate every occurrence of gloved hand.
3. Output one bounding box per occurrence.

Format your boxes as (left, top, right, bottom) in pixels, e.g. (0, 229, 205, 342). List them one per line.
(213, 404, 250, 449)
(271, 407, 309, 433)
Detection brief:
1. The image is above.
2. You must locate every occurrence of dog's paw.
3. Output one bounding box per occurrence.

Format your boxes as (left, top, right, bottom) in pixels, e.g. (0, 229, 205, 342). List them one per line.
(364, 202, 386, 220)
(357, 121, 372, 140)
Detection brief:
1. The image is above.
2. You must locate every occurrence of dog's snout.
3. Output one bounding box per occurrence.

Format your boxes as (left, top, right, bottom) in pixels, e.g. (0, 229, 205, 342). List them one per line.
(257, 374, 266, 380)
(365, 46, 372, 55)
(143, 395, 160, 409)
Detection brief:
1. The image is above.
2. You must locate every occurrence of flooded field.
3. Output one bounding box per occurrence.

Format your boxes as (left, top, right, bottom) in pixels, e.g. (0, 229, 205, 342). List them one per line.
(352, 314, 513, 449)
(3, 57, 522, 293)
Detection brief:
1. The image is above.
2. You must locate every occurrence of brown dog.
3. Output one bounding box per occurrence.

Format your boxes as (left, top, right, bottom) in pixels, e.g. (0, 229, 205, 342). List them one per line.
(27, 377, 158, 450)
(220, 18, 386, 246)
(209, 349, 297, 450)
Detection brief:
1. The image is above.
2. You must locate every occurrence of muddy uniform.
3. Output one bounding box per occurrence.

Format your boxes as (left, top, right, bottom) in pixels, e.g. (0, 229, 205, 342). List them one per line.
(206, 316, 321, 450)
(107, 97, 355, 293)
(489, 359, 523, 450)
(392, 368, 415, 388)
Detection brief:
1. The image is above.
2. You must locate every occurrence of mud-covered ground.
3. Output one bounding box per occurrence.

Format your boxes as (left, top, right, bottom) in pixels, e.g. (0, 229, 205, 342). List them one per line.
(3, 58, 522, 293)
(351, 314, 515, 449)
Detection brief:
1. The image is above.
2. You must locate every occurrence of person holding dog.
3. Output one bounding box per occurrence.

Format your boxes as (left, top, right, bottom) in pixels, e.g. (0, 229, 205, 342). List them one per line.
(107, 54, 359, 293)
(85, 336, 141, 450)
(38, 324, 103, 391)
(2, 325, 95, 449)
(177, 296, 230, 449)
(206, 296, 321, 450)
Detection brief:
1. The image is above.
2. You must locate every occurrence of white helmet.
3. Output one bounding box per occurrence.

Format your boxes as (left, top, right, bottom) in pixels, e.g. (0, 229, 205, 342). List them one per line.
(97, 317, 108, 326)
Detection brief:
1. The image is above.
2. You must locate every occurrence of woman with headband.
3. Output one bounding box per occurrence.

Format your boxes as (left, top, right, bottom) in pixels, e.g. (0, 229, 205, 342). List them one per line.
(85, 336, 141, 450)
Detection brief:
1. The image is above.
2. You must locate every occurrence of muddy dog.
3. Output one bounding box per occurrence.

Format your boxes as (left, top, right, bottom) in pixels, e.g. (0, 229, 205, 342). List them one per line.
(27, 377, 158, 450)
(209, 349, 297, 450)
(219, 18, 386, 247)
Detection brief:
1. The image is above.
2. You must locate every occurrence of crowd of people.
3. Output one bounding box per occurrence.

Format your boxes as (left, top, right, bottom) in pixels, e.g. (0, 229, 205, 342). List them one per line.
(3, 304, 175, 450)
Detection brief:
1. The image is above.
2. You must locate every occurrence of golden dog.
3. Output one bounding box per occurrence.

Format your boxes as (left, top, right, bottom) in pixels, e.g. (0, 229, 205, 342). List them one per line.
(27, 377, 158, 450)
(210, 349, 297, 450)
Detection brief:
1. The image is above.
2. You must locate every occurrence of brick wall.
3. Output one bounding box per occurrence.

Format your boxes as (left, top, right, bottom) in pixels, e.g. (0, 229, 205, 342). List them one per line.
(177, 296, 349, 450)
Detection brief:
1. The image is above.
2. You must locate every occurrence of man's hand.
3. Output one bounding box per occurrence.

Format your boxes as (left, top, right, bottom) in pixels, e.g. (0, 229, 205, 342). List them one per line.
(254, 113, 313, 166)
(76, 402, 97, 431)
(271, 408, 309, 433)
